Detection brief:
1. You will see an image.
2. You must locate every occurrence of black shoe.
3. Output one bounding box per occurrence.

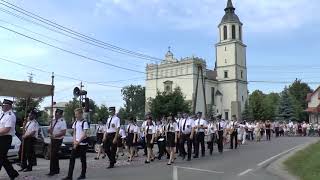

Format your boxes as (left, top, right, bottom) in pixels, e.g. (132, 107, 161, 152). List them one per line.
(10, 173, 19, 180)
(18, 168, 26, 172)
(23, 168, 32, 172)
(62, 177, 72, 180)
(94, 157, 99, 160)
(47, 172, 56, 176)
(151, 158, 154, 162)
(187, 158, 191, 161)
(167, 162, 172, 165)
(77, 175, 86, 180)
(145, 160, 150, 164)
(193, 156, 199, 158)
(102, 155, 106, 159)
(107, 165, 114, 169)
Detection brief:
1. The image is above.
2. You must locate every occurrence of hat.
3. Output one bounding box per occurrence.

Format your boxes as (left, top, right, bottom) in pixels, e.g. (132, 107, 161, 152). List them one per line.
(109, 107, 116, 111)
(2, 99, 13, 106)
(196, 111, 202, 115)
(55, 109, 64, 114)
(28, 109, 38, 116)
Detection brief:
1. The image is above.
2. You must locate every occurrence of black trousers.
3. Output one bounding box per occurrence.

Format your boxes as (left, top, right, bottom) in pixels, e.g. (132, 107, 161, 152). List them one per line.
(180, 133, 192, 159)
(157, 137, 168, 159)
(207, 134, 215, 155)
(266, 129, 271, 141)
(0, 135, 18, 178)
(67, 145, 87, 178)
(248, 131, 254, 141)
(275, 127, 279, 137)
(176, 137, 180, 154)
(104, 133, 117, 166)
(50, 139, 63, 173)
(217, 131, 224, 153)
(230, 131, 238, 149)
(194, 132, 205, 157)
(21, 137, 36, 170)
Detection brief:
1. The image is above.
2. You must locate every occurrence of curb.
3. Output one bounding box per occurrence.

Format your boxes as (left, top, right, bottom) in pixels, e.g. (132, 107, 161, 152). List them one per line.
(267, 139, 320, 180)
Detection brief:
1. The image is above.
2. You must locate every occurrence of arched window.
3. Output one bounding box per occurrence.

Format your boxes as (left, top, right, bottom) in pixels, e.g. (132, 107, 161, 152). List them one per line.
(232, 25, 236, 39)
(223, 26, 227, 40)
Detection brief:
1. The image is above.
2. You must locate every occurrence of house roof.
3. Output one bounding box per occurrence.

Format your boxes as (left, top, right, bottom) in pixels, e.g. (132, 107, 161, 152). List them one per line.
(306, 86, 320, 102)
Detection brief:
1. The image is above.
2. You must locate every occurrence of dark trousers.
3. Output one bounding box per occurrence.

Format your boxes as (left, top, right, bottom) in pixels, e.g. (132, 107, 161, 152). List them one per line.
(50, 139, 63, 173)
(21, 137, 36, 170)
(180, 133, 192, 160)
(176, 137, 180, 154)
(217, 131, 224, 153)
(275, 127, 279, 137)
(266, 130, 271, 141)
(0, 135, 18, 178)
(230, 131, 238, 149)
(207, 134, 215, 155)
(249, 131, 254, 141)
(194, 132, 205, 157)
(157, 137, 168, 159)
(104, 133, 117, 166)
(67, 145, 87, 178)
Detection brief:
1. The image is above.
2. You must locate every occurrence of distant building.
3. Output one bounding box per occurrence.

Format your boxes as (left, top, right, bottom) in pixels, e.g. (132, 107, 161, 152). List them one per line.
(306, 87, 320, 123)
(145, 0, 248, 119)
(44, 102, 68, 116)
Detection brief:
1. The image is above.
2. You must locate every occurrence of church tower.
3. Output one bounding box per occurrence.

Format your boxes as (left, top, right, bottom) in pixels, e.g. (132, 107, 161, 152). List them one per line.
(216, 0, 248, 120)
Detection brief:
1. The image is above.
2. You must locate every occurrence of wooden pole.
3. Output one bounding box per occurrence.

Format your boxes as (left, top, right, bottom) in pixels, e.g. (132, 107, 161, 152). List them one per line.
(49, 72, 55, 160)
(193, 65, 200, 114)
(20, 97, 29, 166)
(200, 66, 207, 118)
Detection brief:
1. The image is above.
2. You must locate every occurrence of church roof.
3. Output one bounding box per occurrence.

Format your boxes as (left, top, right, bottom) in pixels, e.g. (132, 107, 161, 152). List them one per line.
(220, 0, 242, 25)
(206, 70, 217, 81)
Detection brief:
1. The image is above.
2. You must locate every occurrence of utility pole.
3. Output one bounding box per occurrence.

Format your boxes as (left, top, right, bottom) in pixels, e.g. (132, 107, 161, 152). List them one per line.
(27, 72, 34, 82)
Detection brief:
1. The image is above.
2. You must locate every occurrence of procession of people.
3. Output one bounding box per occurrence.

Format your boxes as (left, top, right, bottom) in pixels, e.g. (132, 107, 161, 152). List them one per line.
(1, 99, 320, 180)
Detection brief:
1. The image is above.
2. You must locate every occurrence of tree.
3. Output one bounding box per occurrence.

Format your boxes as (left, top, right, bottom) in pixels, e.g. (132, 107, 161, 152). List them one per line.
(262, 93, 280, 120)
(93, 105, 109, 123)
(288, 79, 312, 121)
(277, 88, 297, 122)
(242, 100, 253, 121)
(249, 90, 265, 120)
(121, 85, 145, 120)
(148, 87, 191, 120)
(14, 97, 43, 124)
(64, 98, 97, 125)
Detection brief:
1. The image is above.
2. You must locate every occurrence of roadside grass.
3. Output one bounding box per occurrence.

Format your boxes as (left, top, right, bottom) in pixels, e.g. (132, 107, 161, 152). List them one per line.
(284, 142, 320, 180)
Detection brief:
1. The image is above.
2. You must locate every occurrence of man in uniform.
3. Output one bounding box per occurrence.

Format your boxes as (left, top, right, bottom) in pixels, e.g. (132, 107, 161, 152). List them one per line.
(216, 114, 225, 153)
(193, 112, 207, 158)
(228, 115, 238, 149)
(103, 107, 120, 169)
(0, 99, 19, 180)
(47, 109, 67, 176)
(175, 112, 183, 155)
(20, 109, 39, 172)
(179, 113, 195, 161)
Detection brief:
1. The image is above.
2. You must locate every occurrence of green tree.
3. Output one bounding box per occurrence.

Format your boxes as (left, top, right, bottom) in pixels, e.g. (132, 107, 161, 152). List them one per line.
(14, 97, 43, 123)
(64, 98, 97, 125)
(277, 88, 297, 121)
(121, 85, 145, 120)
(262, 93, 280, 120)
(249, 90, 265, 120)
(148, 87, 191, 120)
(93, 105, 109, 123)
(288, 79, 312, 121)
(242, 100, 253, 121)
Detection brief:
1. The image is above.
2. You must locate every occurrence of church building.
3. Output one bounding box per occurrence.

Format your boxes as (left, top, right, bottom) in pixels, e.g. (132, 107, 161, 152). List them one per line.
(145, 0, 248, 120)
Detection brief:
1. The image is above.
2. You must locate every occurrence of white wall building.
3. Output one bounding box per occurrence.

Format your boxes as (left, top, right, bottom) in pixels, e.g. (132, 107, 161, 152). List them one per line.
(306, 86, 320, 124)
(145, 0, 248, 120)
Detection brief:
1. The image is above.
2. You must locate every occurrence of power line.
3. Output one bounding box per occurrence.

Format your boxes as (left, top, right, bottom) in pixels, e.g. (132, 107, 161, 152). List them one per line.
(0, 17, 146, 69)
(0, 25, 145, 74)
(0, 0, 162, 62)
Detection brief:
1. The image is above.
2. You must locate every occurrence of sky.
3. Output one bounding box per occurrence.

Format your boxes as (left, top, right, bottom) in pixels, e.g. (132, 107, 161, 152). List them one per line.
(0, 0, 319, 109)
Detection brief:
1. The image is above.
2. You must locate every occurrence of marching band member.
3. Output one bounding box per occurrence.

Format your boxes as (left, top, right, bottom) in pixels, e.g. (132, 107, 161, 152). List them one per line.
(165, 116, 179, 165)
(94, 120, 106, 160)
(0, 99, 19, 180)
(156, 118, 169, 160)
(216, 115, 225, 154)
(145, 116, 156, 163)
(116, 126, 126, 159)
(179, 113, 195, 161)
(238, 121, 247, 145)
(207, 117, 217, 155)
(265, 120, 272, 141)
(20, 110, 39, 172)
(176, 112, 183, 156)
(228, 115, 238, 149)
(194, 112, 207, 158)
(126, 117, 138, 162)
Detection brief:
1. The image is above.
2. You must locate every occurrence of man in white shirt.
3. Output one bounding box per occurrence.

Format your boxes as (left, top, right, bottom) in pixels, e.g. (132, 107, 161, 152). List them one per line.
(193, 112, 207, 158)
(216, 114, 224, 153)
(20, 109, 39, 172)
(63, 108, 89, 180)
(228, 115, 238, 149)
(103, 107, 120, 169)
(47, 109, 67, 176)
(0, 99, 19, 180)
(207, 116, 217, 155)
(175, 112, 183, 155)
(179, 113, 195, 161)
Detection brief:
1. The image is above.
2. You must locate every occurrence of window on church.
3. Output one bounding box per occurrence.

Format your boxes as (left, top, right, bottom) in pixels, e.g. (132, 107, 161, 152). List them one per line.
(223, 26, 227, 40)
(211, 87, 215, 105)
(241, 70, 243, 78)
(225, 59, 227, 63)
(242, 96, 244, 101)
(239, 26, 242, 40)
(225, 112, 229, 120)
(232, 25, 236, 39)
(224, 71, 228, 78)
(163, 81, 173, 93)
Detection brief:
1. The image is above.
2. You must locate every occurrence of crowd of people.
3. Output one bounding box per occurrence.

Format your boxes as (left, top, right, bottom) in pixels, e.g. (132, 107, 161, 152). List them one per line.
(1, 99, 319, 180)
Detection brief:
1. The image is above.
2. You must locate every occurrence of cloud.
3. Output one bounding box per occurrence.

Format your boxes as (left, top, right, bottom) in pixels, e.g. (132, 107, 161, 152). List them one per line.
(94, 0, 319, 34)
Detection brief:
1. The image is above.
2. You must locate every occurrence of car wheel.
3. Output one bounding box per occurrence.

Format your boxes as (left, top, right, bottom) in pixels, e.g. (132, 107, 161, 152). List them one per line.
(43, 146, 50, 160)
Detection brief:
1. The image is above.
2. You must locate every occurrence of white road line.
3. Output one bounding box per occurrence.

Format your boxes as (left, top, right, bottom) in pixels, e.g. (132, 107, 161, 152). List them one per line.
(174, 166, 224, 174)
(173, 166, 178, 180)
(257, 145, 300, 166)
(238, 169, 253, 176)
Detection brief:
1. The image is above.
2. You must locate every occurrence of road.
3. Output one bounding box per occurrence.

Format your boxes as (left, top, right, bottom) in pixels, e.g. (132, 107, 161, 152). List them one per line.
(0, 136, 317, 180)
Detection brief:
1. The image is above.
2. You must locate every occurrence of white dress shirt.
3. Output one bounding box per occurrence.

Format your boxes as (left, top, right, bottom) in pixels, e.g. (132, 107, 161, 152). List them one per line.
(72, 120, 89, 145)
(0, 110, 16, 136)
(50, 118, 67, 139)
(194, 119, 207, 133)
(25, 120, 39, 138)
(105, 115, 120, 133)
(179, 118, 195, 134)
(165, 122, 179, 133)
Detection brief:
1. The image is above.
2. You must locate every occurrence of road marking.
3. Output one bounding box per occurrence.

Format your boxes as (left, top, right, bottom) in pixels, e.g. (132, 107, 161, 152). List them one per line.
(173, 166, 178, 180)
(238, 169, 253, 176)
(257, 145, 300, 166)
(173, 166, 224, 174)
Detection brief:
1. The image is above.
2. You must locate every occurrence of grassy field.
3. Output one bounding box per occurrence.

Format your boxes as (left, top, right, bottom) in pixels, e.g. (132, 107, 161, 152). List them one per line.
(284, 142, 320, 180)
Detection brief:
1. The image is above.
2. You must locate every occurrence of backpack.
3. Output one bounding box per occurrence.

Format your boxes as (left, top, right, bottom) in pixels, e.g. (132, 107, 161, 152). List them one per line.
(73, 120, 90, 144)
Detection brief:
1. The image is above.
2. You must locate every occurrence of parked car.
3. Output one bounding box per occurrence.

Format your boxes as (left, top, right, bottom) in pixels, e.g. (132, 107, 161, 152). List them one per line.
(7, 135, 21, 161)
(67, 123, 99, 152)
(34, 126, 73, 159)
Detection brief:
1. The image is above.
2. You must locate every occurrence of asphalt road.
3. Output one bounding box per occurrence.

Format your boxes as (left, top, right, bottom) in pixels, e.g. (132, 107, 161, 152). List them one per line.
(0, 136, 317, 180)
